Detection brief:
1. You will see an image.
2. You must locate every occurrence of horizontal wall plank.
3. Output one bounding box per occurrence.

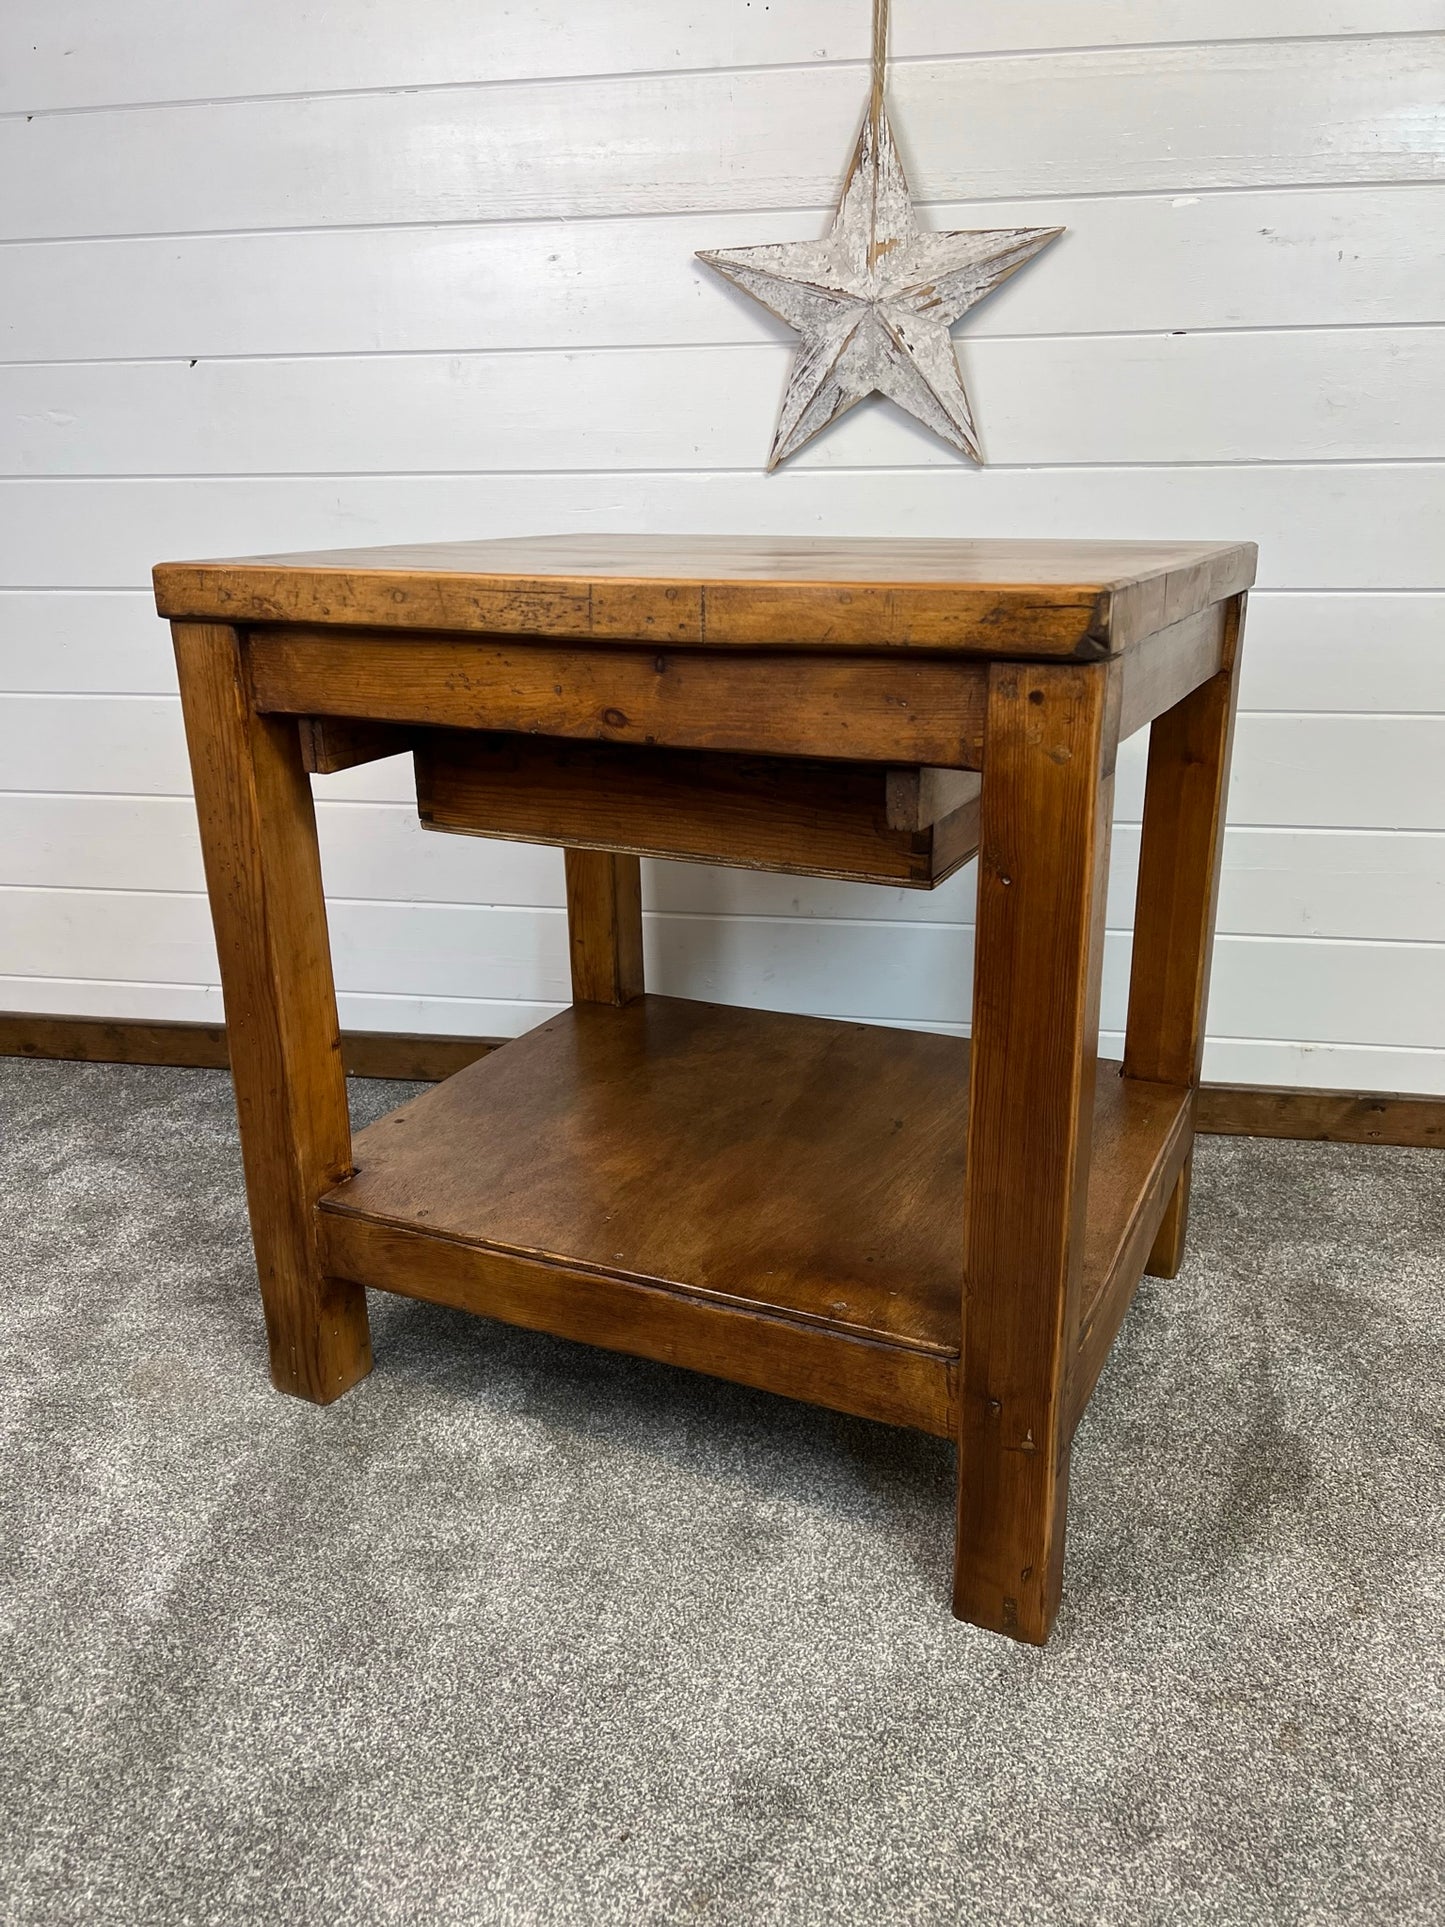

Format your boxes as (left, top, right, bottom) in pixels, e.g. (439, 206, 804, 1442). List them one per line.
(0, 888, 565, 1007)
(7, 4, 1437, 115)
(1209, 829, 1445, 943)
(5, 186, 1442, 364)
(7, 330, 1439, 473)
(0, 975, 220, 1026)
(7, 793, 1443, 944)
(7, 588, 1441, 715)
(3, 972, 1440, 1097)
(1192, 1039, 1445, 1104)
(0, 590, 173, 693)
(0, 694, 193, 793)
(4, 39, 1439, 241)
(5, 886, 1442, 1050)
(366, 712, 1420, 832)
(1221, 716, 1445, 831)
(1236, 593, 1445, 712)
(8, 696, 1443, 831)
(0, 971, 552, 1041)
(1, 468, 1439, 592)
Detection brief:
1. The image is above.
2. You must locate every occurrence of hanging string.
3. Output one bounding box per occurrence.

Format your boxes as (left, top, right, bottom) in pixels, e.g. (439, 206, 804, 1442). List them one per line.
(870, 0, 890, 127)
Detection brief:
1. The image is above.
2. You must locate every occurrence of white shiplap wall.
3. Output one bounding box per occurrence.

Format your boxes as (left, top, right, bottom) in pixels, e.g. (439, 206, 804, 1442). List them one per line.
(2, 3, 1443, 1094)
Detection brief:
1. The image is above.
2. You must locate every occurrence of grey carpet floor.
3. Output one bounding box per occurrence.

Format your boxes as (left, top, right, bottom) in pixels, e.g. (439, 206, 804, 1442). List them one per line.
(1, 1058, 1442, 1927)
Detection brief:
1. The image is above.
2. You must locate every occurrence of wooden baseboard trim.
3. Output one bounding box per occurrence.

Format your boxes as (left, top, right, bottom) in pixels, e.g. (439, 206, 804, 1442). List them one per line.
(0, 1014, 497, 1083)
(2, 1013, 1440, 1147)
(1194, 1082, 1442, 1148)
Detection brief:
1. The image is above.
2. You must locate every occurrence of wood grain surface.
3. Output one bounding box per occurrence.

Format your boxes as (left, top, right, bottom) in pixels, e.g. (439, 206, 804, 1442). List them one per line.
(563, 850, 644, 1007)
(297, 716, 416, 775)
(956, 658, 1121, 1642)
(417, 732, 981, 889)
(1124, 596, 1245, 1275)
(320, 995, 1184, 1369)
(246, 630, 992, 768)
(169, 621, 372, 1402)
(154, 534, 1256, 655)
(321, 1208, 960, 1439)
(1195, 1084, 1445, 1147)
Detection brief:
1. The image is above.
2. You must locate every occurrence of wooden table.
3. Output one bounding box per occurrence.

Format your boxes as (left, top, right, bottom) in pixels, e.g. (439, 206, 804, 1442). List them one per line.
(155, 533, 1254, 1644)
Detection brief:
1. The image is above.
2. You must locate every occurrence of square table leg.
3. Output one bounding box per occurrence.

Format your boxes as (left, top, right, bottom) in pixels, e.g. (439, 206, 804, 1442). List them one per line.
(172, 621, 372, 1402)
(563, 849, 645, 1005)
(954, 660, 1120, 1642)
(1124, 594, 1246, 1277)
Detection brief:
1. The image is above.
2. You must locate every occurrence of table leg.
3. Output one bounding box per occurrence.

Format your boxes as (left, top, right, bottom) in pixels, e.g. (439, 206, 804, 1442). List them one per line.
(955, 660, 1119, 1642)
(1124, 594, 1246, 1277)
(172, 622, 371, 1402)
(564, 850, 645, 1004)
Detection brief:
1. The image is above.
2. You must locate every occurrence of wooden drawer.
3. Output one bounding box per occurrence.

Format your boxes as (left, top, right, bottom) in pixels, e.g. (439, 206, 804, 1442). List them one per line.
(408, 729, 980, 889)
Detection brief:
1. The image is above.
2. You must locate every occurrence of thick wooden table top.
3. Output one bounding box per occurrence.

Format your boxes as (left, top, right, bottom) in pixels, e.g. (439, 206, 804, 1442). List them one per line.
(154, 532, 1256, 657)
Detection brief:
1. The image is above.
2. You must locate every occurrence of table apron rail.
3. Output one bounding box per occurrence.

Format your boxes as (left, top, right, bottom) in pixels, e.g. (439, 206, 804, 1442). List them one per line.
(319, 1210, 960, 1440)
(244, 627, 991, 769)
(1117, 599, 1236, 741)
(241, 600, 1237, 778)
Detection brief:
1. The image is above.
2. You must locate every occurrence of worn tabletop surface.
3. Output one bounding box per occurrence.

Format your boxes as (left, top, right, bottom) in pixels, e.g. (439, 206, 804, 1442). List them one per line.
(154, 532, 1256, 655)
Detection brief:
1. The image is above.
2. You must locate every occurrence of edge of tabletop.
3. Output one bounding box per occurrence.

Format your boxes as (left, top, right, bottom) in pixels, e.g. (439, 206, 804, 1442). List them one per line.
(151, 542, 1258, 658)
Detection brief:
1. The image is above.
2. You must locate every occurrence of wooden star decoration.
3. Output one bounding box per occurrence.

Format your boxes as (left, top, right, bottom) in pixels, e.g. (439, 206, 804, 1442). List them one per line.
(697, 103, 1063, 469)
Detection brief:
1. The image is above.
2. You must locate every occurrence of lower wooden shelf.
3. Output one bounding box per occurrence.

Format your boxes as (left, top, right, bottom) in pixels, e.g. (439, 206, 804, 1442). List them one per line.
(318, 995, 1190, 1437)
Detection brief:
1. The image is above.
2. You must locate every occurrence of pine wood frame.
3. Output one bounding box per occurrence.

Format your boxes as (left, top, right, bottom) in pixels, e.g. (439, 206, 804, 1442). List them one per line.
(157, 535, 1254, 1644)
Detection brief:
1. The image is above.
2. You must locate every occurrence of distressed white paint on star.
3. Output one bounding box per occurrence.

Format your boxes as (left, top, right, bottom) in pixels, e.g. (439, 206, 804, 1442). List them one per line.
(698, 104, 1063, 468)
